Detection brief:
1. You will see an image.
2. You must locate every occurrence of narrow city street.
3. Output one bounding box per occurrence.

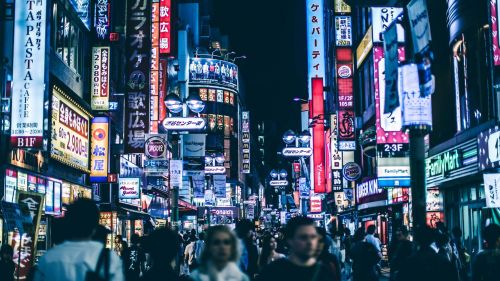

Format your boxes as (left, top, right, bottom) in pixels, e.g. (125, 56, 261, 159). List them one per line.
(1, 0, 500, 281)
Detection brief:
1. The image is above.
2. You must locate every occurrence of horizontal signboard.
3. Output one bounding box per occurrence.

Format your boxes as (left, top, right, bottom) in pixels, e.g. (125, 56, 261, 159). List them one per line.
(162, 117, 206, 130)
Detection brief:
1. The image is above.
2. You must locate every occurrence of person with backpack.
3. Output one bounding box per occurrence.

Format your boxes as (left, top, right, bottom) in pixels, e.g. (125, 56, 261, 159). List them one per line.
(33, 199, 124, 281)
(350, 228, 381, 281)
(256, 217, 333, 281)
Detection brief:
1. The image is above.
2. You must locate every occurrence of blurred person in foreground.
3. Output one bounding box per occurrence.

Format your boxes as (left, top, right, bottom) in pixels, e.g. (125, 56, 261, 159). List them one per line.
(396, 226, 459, 281)
(257, 234, 285, 271)
(472, 223, 500, 281)
(33, 199, 124, 281)
(140, 227, 180, 281)
(350, 228, 380, 281)
(316, 227, 341, 281)
(257, 217, 332, 281)
(190, 225, 249, 281)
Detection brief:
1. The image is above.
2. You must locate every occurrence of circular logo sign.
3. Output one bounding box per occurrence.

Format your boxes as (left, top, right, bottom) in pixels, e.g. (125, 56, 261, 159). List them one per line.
(342, 162, 362, 181)
(93, 128, 106, 141)
(145, 136, 167, 159)
(337, 65, 352, 78)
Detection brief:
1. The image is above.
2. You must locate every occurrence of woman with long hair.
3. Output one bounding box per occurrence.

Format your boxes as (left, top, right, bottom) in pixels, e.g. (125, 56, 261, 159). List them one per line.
(258, 234, 285, 271)
(190, 225, 249, 281)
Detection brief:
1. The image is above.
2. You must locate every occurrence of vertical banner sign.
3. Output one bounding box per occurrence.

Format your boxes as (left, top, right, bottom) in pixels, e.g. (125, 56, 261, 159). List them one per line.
(15, 192, 44, 280)
(399, 63, 433, 127)
(491, 1, 500, 65)
(336, 48, 355, 150)
(213, 175, 227, 198)
(330, 114, 342, 168)
(90, 117, 109, 182)
(11, 0, 47, 148)
(371, 8, 404, 43)
(91, 47, 110, 111)
(483, 173, 500, 208)
(312, 78, 326, 193)
(335, 16, 352, 46)
(159, 0, 171, 54)
(407, 0, 432, 54)
(94, 0, 110, 40)
(325, 128, 332, 193)
(159, 58, 168, 123)
(150, 1, 160, 133)
(170, 159, 183, 187)
(383, 23, 400, 114)
(125, 0, 151, 153)
(242, 111, 251, 174)
(193, 174, 205, 198)
(306, 0, 326, 97)
(374, 46, 409, 144)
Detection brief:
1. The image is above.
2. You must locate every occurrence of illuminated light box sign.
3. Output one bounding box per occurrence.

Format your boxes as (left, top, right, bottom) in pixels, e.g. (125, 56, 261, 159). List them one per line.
(310, 195, 323, 213)
(11, 0, 47, 148)
(270, 180, 289, 187)
(356, 178, 387, 210)
(371, 7, 404, 43)
(159, 0, 171, 54)
(94, 0, 110, 40)
(282, 147, 313, 157)
(91, 47, 110, 111)
(118, 177, 140, 199)
(162, 117, 206, 130)
(306, 0, 326, 88)
(90, 117, 109, 182)
(335, 16, 352, 46)
(426, 149, 462, 178)
(50, 86, 91, 172)
(205, 166, 226, 174)
(377, 156, 410, 187)
(145, 135, 168, 160)
(189, 58, 239, 90)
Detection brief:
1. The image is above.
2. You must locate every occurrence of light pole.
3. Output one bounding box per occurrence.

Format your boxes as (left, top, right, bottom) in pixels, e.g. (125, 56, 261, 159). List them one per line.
(269, 169, 289, 212)
(164, 92, 206, 230)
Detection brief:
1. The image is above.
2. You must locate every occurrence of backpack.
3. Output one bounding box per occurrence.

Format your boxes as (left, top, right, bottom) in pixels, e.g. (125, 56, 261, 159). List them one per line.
(85, 247, 110, 281)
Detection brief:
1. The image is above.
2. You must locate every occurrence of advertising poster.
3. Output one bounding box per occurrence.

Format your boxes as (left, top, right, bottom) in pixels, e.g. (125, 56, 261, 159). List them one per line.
(118, 178, 141, 199)
(213, 175, 227, 198)
(125, 0, 151, 153)
(90, 117, 109, 182)
(483, 173, 500, 208)
(91, 47, 110, 111)
(407, 0, 432, 54)
(50, 86, 91, 172)
(189, 58, 239, 90)
(10, 0, 47, 148)
(383, 22, 399, 114)
(399, 63, 433, 127)
(193, 174, 205, 198)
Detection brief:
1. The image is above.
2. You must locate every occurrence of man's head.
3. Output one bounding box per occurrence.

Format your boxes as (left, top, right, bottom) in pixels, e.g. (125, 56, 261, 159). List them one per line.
(235, 219, 254, 239)
(366, 225, 376, 235)
(414, 226, 436, 248)
(483, 223, 500, 249)
(65, 199, 99, 240)
(145, 228, 181, 262)
(396, 226, 409, 241)
(285, 216, 318, 260)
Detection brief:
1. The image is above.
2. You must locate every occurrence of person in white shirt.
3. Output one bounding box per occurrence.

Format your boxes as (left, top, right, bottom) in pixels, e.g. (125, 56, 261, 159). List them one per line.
(365, 225, 382, 253)
(33, 199, 124, 281)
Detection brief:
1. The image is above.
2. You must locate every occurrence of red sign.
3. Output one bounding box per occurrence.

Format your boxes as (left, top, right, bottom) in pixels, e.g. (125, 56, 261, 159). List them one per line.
(293, 162, 301, 174)
(159, 0, 171, 54)
(426, 211, 445, 228)
(336, 48, 355, 142)
(107, 173, 117, 183)
(311, 78, 326, 193)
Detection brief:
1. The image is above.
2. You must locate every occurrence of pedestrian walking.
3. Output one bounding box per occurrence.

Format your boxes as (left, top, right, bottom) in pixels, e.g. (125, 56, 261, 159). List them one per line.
(235, 219, 258, 279)
(396, 226, 459, 281)
(350, 228, 380, 281)
(123, 234, 146, 281)
(190, 225, 249, 281)
(0, 244, 15, 281)
(316, 227, 341, 281)
(389, 226, 413, 281)
(140, 227, 181, 281)
(33, 199, 124, 281)
(256, 216, 332, 281)
(471, 223, 500, 281)
(257, 234, 285, 271)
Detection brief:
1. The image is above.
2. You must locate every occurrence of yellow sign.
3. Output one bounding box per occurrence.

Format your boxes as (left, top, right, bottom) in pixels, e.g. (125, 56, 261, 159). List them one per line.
(51, 86, 91, 172)
(356, 26, 373, 68)
(90, 117, 109, 181)
(334, 0, 351, 13)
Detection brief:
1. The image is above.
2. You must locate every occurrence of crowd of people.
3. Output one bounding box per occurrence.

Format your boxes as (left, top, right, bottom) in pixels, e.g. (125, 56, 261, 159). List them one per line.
(0, 199, 500, 281)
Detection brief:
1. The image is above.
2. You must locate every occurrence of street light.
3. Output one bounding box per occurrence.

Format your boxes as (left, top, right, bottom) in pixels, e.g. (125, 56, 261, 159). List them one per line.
(270, 169, 278, 179)
(164, 94, 183, 114)
(282, 130, 297, 145)
(186, 92, 205, 113)
(279, 169, 288, 179)
(298, 130, 311, 145)
(293, 97, 308, 103)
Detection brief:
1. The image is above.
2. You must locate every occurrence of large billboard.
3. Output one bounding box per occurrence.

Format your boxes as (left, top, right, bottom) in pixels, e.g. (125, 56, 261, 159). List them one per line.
(10, 0, 47, 148)
(312, 78, 326, 193)
(124, 0, 151, 153)
(91, 47, 110, 111)
(90, 117, 109, 182)
(50, 86, 91, 172)
(189, 58, 239, 90)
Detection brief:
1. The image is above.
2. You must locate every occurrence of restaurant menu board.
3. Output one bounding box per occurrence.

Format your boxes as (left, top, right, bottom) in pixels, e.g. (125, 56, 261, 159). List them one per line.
(51, 86, 91, 172)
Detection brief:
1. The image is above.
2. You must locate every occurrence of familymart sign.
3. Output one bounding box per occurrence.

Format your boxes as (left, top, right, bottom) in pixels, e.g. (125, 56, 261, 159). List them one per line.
(426, 149, 462, 178)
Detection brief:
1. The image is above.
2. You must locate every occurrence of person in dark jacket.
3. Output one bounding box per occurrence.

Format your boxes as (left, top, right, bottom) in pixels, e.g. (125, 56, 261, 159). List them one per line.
(0, 244, 15, 281)
(472, 223, 500, 281)
(236, 219, 258, 279)
(389, 226, 414, 281)
(396, 226, 459, 281)
(316, 227, 341, 281)
(350, 228, 380, 281)
(140, 228, 181, 281)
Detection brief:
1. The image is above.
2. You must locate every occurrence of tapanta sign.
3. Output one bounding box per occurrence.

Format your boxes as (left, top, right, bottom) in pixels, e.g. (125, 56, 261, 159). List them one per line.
(90, 117, 109, 182)
(91, 47, 110, 111)
(426, 149, 462, 178)
(118, 178, 140, 199)
(11, 0, 47, 148)
(51, 86, 91, 172)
